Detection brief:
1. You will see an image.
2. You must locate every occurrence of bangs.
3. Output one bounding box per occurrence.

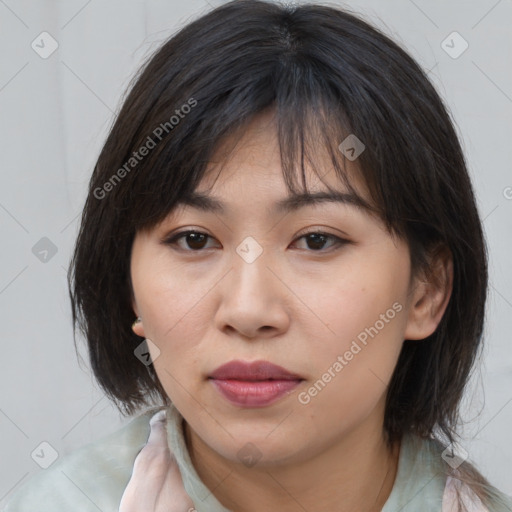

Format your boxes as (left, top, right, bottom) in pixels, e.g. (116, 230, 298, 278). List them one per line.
(135, 105, 380, 233)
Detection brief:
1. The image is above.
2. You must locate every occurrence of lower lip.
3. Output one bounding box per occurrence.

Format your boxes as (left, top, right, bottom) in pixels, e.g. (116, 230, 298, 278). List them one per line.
(210, 379, 301, 407)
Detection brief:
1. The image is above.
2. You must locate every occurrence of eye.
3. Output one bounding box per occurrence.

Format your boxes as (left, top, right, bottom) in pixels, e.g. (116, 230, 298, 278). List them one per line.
(292, 230, 349, 252)
(162, 230, 218, 251)
(162, 229, 349, 253)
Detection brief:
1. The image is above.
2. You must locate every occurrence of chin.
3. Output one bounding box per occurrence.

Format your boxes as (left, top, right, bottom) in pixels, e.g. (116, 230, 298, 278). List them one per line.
(196, 423, 311, 468)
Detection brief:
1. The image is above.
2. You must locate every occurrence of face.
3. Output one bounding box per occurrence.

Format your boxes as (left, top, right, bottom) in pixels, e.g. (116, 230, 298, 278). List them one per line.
(130, 110, 419, 467)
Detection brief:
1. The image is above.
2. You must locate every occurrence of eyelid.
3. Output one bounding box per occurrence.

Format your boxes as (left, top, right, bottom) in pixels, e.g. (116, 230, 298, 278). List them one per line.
(294, 225, 351, 240)
(161, 225, 351, 241)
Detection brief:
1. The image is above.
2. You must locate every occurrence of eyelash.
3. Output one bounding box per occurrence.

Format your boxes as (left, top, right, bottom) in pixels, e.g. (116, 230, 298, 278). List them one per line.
(162, 229, 350, 254)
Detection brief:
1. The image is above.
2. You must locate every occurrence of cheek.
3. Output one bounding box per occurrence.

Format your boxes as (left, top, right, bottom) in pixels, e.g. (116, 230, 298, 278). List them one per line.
(132, 253, 211, 341)
(297, 305, 406, 434)
(291, 255, 408, 353)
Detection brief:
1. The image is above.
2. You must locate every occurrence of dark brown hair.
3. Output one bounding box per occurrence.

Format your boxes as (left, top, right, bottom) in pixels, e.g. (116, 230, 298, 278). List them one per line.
(68, 1, 509, 508)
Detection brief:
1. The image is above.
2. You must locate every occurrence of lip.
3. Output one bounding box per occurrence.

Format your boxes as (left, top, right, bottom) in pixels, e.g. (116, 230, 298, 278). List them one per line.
(208, 360, 303, 407)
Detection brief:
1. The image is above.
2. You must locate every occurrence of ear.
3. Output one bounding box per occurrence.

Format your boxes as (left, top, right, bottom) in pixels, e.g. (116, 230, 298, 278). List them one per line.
(404, 246, 453, 341)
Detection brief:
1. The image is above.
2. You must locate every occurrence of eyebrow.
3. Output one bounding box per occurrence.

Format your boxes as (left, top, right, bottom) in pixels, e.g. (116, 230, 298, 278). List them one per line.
(177, 190, 372, 215)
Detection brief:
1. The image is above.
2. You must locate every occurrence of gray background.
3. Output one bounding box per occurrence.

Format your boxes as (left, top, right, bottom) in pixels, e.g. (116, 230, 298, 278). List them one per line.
(1, 0, 511, 505)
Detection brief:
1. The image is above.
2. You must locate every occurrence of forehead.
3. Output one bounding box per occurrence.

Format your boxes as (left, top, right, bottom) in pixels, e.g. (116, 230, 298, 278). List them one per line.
(190, 110, 372, 208)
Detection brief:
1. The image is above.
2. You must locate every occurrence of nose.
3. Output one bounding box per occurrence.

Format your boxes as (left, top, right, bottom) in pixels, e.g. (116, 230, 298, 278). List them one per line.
(213, 249, 290, 340)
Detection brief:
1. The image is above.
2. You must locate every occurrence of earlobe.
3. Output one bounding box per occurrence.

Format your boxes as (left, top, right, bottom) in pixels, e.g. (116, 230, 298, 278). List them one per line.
(131, 297, 145, 337)
(404, 247, 453, 341)
(132, 316, 145, 338)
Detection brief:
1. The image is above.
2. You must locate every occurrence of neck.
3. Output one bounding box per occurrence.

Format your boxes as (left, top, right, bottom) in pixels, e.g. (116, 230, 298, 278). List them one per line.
(185, 412, 401, 512)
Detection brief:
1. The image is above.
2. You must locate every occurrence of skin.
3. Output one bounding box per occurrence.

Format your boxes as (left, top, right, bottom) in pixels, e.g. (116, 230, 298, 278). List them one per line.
(130, 109, 453, 512)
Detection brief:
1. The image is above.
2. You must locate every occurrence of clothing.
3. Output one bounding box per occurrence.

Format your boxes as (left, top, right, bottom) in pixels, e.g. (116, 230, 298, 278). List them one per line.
(2, 404, 510, 511)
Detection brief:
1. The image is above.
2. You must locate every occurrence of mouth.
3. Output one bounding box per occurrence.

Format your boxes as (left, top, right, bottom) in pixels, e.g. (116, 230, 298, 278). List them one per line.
(208, 360, 304, 407)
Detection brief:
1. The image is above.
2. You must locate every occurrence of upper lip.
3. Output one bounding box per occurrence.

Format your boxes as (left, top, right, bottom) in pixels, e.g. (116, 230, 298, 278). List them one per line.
(209, 360, 303, 381)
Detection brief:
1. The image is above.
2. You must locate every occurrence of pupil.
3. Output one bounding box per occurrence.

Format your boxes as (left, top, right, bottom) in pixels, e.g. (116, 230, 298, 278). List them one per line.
(308, 234, 326, 250)
(188, 233, 206, 249)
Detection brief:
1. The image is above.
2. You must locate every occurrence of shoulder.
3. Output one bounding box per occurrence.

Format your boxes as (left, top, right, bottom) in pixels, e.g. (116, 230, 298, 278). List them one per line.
(1, 407, 161, 512)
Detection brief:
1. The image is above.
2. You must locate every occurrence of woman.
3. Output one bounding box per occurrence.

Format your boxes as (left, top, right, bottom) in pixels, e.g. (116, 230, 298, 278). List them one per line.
(3, 1, 511, 510)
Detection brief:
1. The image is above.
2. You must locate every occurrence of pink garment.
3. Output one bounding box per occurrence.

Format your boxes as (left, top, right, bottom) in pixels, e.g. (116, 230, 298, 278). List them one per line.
(119, 410, 195, 512)
(442, 476, 489, 512)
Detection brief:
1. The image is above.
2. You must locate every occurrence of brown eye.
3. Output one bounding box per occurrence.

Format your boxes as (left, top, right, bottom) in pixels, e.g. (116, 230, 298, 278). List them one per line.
(163, 230, 217, 251)
(293, 231, 349, 252)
